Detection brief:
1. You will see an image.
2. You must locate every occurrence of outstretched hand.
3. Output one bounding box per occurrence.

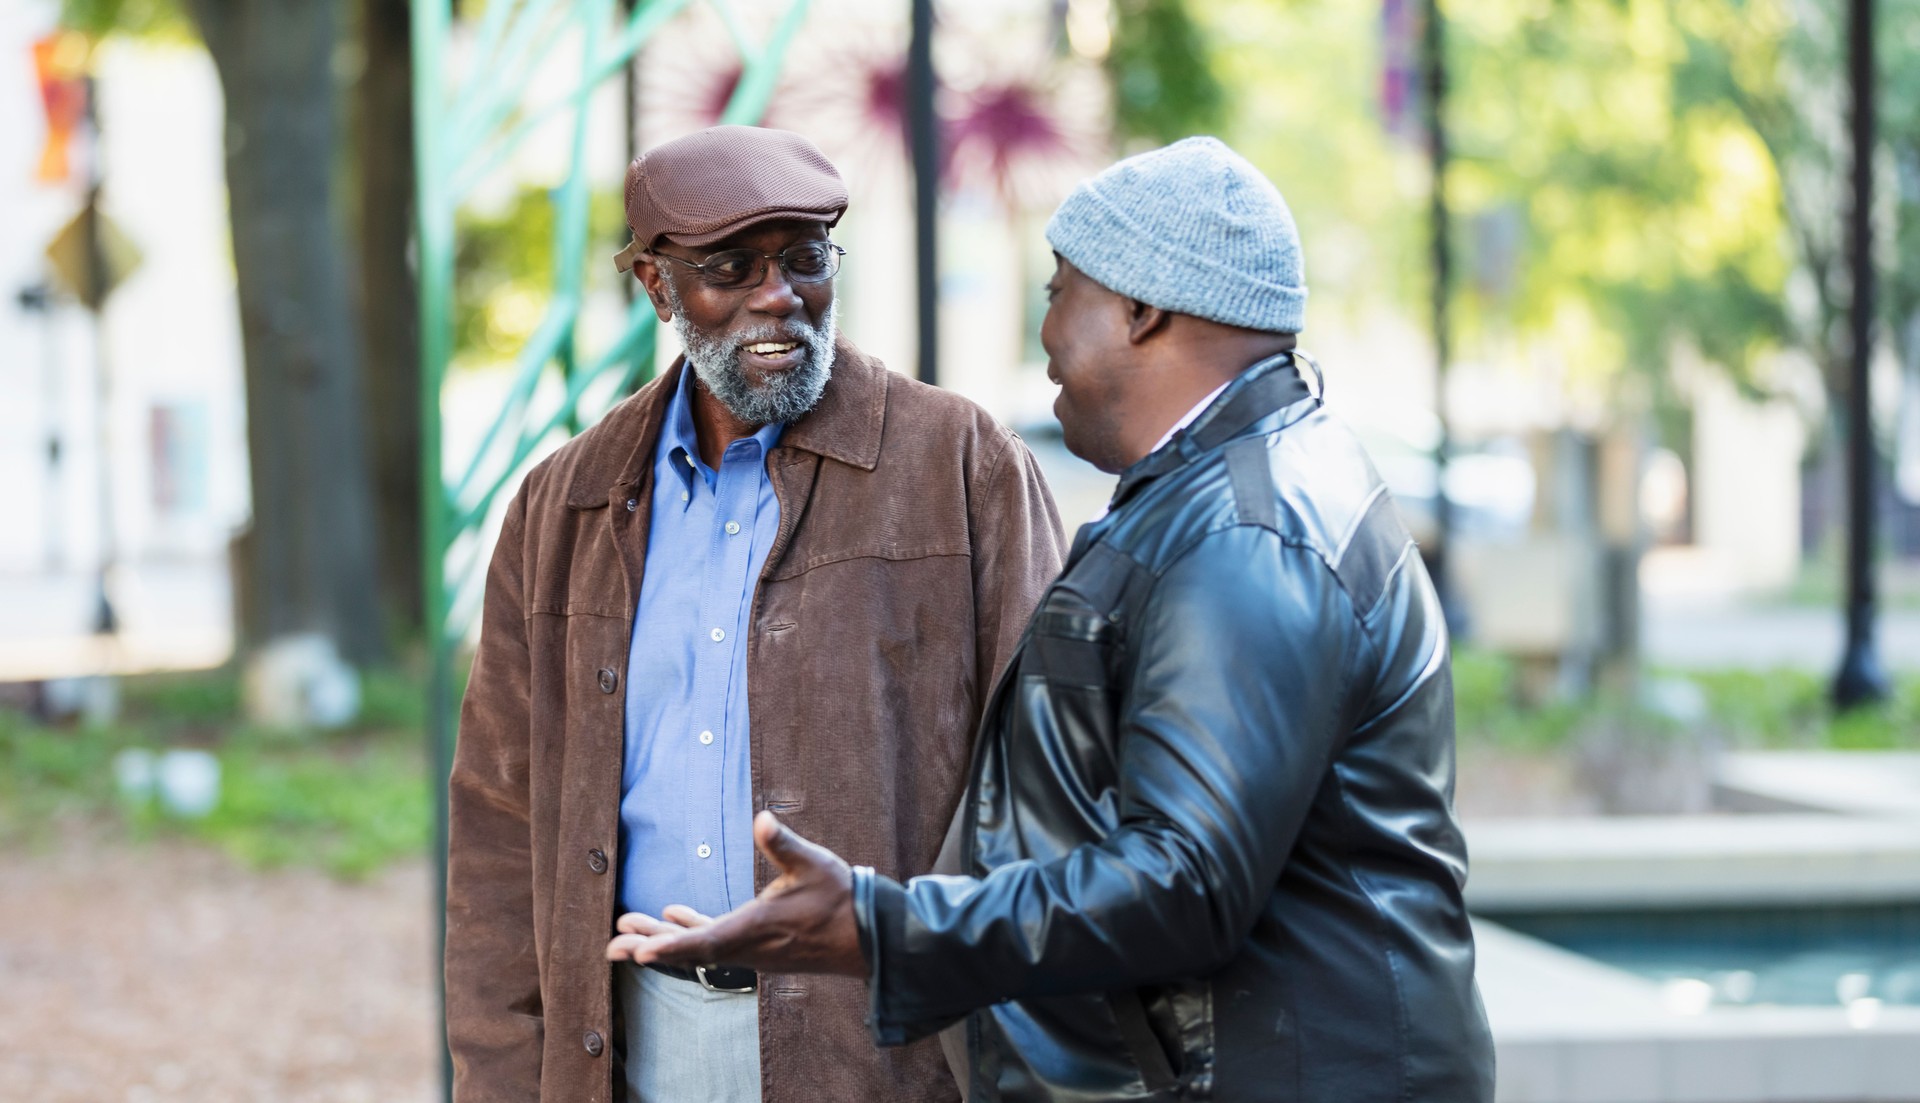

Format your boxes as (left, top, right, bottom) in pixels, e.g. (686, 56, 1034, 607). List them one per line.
(605, 811, 865, 977)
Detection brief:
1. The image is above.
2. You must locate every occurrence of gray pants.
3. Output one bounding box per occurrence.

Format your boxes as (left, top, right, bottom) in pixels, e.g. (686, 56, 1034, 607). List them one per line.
(616, 963, 762, 1103)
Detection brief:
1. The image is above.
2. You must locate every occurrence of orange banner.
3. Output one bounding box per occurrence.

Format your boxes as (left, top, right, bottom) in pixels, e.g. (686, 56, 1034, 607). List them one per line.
(32, 32, 89, 184)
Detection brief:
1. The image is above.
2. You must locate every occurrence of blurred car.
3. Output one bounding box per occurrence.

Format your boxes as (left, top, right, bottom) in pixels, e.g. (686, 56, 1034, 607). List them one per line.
(1351, 415, 1536, 547)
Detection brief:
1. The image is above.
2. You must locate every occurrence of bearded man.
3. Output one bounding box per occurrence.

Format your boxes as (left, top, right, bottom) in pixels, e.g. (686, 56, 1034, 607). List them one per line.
(445, 125, 1064, 1103)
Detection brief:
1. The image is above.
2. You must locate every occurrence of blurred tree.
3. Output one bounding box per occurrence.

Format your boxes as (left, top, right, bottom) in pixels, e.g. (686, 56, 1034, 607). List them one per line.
(1188, 0, 1430, 330)
(65, 0, 387, 663)
(1195, 0, 1918, 423)
(1106, 0, 1227, 146)
(1443, 0, 1795, 395)
(452, 186, 629, 366)
(1672, 0, 1920, 403)
(351, 0, 423, 640)
(180, 0, 385, 663)
(1892, 16, 1920, 383)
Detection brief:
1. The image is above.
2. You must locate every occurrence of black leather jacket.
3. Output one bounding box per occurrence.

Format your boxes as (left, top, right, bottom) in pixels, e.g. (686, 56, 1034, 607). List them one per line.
(852, 356, 1494, 1102)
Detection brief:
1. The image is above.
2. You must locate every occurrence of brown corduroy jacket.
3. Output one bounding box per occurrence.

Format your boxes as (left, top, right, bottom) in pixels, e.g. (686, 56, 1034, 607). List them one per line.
(445, 337, 1064, 1103)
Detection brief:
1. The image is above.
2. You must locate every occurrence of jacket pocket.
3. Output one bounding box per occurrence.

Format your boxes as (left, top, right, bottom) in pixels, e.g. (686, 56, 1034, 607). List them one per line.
(1107, 990, 1181, 1095)
(1027, 603, 1119, 689)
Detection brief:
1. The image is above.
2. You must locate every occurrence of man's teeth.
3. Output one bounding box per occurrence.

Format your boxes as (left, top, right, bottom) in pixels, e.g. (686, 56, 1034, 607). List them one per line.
(744, 342, 799, 355)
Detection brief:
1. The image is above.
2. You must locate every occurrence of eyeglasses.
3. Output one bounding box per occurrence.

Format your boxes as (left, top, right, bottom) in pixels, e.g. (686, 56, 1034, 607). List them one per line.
(649, 241, 846, 291)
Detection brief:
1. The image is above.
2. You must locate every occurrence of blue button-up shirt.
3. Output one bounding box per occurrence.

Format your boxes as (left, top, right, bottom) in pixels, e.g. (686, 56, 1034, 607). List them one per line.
(619, 365, 783, 920)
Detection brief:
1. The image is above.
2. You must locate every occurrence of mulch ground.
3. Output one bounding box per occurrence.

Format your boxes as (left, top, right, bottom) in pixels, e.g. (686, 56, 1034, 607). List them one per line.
(0, 830, 436, 1102)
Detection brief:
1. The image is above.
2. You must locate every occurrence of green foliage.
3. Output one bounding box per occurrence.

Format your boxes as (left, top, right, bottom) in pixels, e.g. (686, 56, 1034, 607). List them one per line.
(1456, 648, 1920, 751)
(455, 184, 629, 366)
(59, 0, 191, 40)
(1686, 665, 1920, 749)
(1446, 0, 1796, 391)
(1868, 0, 1920, 374)
(188, 732, 429, 879)
(1182, 0, 1920, 413)
(1106, 0, 1228, 146)
(120, 668, 241, 724)
(0, 669, 430, 881)
(1452, 649, 1588, 750)
(1191, 0, 1431, 323)
(359, 664, 430, 731)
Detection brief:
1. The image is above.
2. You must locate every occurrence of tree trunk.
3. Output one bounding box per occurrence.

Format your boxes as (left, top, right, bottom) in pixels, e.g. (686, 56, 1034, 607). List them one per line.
(355, 0, 423, 640)
(185, 0, 386, 664)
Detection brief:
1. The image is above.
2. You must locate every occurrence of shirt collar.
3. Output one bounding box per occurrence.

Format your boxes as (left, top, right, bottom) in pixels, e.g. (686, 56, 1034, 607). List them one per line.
(1088, 380, 1233, 523)
(660, 361, 785, 493)
(1147, 380, 1232, 458)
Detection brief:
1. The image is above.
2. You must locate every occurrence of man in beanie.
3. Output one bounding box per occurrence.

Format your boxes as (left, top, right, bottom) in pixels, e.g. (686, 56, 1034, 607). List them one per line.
(608, 136, 1495, 1102)
(446, 125, 1063, 1103)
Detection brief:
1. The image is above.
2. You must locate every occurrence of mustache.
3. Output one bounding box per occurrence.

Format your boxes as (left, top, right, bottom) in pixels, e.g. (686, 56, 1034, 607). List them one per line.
(726, 321, 823, 350)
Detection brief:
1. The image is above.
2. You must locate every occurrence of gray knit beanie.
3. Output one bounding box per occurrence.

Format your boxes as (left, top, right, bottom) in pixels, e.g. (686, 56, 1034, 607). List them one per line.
(1045, 136, 1307, 333)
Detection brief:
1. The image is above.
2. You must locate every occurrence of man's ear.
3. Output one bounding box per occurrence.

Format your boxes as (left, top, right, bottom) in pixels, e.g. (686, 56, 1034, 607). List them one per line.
(633, 255, 675, 323)
(1125, 298, 1172, 346)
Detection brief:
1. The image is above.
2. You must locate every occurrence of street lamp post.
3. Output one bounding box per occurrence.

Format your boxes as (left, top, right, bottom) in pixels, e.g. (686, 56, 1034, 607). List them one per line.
(1422, 0, 1462, 634)
(1833, 0, 1888, 709)
(908, 0, 940, 388)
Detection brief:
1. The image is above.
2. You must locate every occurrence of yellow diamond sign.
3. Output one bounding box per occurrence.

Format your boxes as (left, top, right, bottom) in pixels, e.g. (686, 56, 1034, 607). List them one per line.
(45, 200, 142, 311)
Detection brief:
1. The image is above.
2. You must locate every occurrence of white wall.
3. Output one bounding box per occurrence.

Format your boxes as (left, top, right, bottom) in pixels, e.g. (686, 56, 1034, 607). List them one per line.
(0, 9, 247, 576)
(1691, 369, 1805, 592)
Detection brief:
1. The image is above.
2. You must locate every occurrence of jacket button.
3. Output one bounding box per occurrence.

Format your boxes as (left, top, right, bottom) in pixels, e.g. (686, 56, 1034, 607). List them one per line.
(597, 668, 618, 693)
(583, 1030, 604, 1057)
(626, 498, 638, 512)
(587, 848, 608, 874)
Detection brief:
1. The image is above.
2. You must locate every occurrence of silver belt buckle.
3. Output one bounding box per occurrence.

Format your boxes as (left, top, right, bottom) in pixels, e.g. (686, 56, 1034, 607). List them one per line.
(695, 964, 755, 993)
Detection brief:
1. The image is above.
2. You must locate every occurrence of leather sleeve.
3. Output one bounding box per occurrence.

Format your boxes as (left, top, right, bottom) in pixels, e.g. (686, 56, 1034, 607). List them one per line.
(970, 432, 1066, 696)
(445, 487, 545, 1101)
(858, 524, 1361, 1045)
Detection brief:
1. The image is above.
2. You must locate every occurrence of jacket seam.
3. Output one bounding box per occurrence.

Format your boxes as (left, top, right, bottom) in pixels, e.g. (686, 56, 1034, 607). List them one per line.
(767, 547, 970, 579)
(1348, 601, 1442, 739)
(965, 423, 1024, 563)
(1360, 542, 1417, 626)
(978, 425, 1017, 508)
(1329, 763, 1417, 1103)
(525, 603, 629, 620)
(1330, 483, 1391, 566)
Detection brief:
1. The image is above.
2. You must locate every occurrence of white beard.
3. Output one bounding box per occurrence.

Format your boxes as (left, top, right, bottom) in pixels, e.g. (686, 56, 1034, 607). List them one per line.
(668, 290, 838, 426)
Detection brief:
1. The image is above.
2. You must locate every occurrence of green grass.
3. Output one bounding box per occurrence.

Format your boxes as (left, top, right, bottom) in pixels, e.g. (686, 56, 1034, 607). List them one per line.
(1455, 649, 1920, 752)
(0, 667, 432, 881)
(5, 654, 1915, 880)
(1452, 650, 1588, 751)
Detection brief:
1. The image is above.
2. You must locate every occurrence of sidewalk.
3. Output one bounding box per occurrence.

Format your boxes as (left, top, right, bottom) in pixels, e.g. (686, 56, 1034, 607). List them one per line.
(1643, 602, 1920, 673)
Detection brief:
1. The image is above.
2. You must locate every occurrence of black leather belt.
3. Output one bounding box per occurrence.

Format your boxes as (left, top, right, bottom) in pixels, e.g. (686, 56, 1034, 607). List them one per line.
(647, 962, 757, 993)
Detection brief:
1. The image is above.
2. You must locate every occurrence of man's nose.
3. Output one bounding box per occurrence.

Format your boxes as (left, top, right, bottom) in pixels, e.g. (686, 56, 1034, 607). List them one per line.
(745, 259, 802, 315)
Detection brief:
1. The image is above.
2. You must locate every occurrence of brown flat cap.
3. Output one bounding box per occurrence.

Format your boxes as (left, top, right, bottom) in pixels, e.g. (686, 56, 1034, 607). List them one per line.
(614, 125, 848, 273)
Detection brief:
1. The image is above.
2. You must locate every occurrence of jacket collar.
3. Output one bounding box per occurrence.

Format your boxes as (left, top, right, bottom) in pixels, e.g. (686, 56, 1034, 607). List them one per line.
(565, 333, 885, 509)
(776, 334, 886, 471)
(1106, 351, 1315, 514)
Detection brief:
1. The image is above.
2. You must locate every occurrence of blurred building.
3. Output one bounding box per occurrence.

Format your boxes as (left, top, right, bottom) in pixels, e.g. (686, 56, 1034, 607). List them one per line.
(1, 4, 243, 676)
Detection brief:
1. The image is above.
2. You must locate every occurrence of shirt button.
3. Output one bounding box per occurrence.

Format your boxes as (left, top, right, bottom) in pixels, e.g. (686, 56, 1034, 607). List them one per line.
(710, 628, 725, 642)
(587, 848, 608, 874)
(699, 730, 714, 745)
(696, 843, 712, 859)
(725, 521, 741, 535)
(681, 490, 689, 502)
(583, 1031, 604, 1057)
(597, 668, 618, 693)
(625, 498, 637, 512)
